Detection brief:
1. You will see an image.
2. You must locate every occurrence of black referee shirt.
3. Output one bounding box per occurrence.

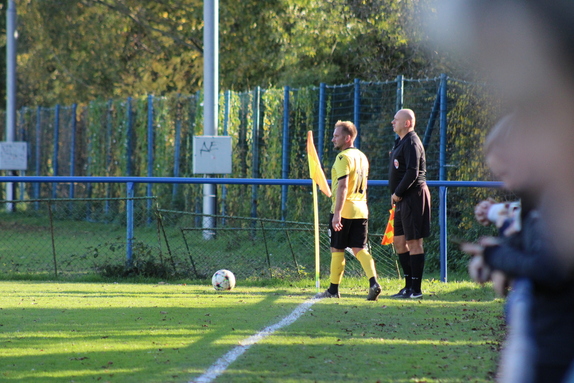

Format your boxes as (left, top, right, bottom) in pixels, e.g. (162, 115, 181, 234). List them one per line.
(388, 131, 427, 197)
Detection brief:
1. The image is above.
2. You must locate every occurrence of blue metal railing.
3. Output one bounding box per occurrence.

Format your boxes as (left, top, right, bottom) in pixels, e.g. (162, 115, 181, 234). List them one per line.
(0, 176, 502, 282)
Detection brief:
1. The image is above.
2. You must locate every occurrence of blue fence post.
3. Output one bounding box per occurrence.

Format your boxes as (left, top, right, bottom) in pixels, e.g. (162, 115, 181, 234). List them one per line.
(396, 75, 404, 112)
(221, 90, 231, 222)
(281, 86, 290, 221)
(126, 97, 133, 177)
(172, 94, 182, 203)
(69, 104, 77, 200)
(318, 83, 326, 161)
(251, 87, 261, 221)
(18, 108, 25, 201)
(34, 106, 41, 208)
(353, 78, 361, 149)
(439, 73, 448, 282)
(147, 94, 154, 225)
(86, 102, 93, 220)
(423, 85, 441, 150)
(126, 181, 134, 269)
(52, 104, 60, 199)
(105, 100, 112, 215)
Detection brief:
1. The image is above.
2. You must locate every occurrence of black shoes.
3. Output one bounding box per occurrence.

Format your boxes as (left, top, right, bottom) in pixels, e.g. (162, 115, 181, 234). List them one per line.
(314, 286, 420, 300)
(314, 290, 340, 299)
(409, 291, 423, 299)
(391, 287, 413, 299)
(367, 285, 382, 301)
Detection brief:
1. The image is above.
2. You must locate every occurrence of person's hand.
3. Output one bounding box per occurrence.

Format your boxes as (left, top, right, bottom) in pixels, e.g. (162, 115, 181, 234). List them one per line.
(332, 213, 343, 231)
(391, 193, 402, 204)
(460, 241, 485, 257)
(460, 236, 501, 255)
(502, 220, 520, 237)
(468, 254, 491, 284)
(462, 237, 502, 285)
(491, 270, 510, 297)
(478, 236, 503, 247)
(474, 198, 497, 226)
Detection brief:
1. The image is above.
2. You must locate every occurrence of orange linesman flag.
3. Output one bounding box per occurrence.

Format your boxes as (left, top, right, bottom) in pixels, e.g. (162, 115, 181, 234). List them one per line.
(381, 205, 395, 245)
(306, 131, 332, 197)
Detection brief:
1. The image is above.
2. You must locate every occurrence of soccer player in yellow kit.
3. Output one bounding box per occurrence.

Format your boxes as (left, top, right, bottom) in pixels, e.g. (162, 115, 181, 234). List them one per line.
(315, 121, 382, 300)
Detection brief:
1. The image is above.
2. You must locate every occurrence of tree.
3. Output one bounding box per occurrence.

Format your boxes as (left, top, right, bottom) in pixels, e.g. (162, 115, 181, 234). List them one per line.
(16, 0, 205, 106)
(13, 0, 456, 106)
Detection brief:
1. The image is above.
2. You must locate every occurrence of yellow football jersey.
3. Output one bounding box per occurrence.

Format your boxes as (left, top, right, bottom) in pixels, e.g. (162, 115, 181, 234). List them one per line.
(331, 148, 369, 219)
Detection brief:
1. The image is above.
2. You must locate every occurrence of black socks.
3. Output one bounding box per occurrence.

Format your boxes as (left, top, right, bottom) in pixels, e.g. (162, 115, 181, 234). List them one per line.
(410, 253, 425, 293)
(398, 251, 412, 289)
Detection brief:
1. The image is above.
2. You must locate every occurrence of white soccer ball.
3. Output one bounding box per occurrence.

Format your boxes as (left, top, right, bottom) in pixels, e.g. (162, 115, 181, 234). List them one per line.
(211, 269, 236, 291)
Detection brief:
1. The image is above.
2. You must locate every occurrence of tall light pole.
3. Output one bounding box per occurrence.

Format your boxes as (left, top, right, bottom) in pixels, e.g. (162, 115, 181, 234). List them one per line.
(6, 0, 17, 211)
(202, 0, 218, 239)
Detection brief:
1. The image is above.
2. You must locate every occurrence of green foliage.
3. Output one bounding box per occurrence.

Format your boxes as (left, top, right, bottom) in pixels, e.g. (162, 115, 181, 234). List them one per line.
(13, 0, 454, 106)
(286, 87, 321, 223)
(256, 89, 284, 216)
(16, 0, 205, 106)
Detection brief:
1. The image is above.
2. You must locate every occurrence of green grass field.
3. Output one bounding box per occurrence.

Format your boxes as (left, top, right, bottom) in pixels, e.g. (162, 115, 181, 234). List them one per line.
(0, 277, 505, 383)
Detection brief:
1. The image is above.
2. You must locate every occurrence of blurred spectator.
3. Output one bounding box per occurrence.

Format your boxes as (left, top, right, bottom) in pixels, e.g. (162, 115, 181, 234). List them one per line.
(462, 115, 574, 383)
(429, 3, 574, 381)
(429, 0, 574, 269)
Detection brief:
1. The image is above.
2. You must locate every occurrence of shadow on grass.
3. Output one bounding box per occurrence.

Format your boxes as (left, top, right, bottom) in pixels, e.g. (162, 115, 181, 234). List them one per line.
(0, 280, 505, 383)
(0, 283, 314, 383)
(211, 293, 504, 382)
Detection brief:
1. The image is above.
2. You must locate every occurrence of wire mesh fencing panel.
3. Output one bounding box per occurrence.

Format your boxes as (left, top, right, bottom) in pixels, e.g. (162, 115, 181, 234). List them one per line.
(157, 209, 399, 280)
(0, 197, 160, 278)
(0, 180, 522, 281)
(0, 197, 398, 281)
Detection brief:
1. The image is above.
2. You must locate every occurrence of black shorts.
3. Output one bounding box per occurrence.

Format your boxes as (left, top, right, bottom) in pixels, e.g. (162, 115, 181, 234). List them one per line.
(394, 184, 431, 240)
(329, 214, 368, 249)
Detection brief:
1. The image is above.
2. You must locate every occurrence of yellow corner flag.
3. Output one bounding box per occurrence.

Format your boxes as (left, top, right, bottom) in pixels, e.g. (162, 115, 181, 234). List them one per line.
(307, 130, 331, 292)
(381, 205, 395, 245)
(306, 131, 331, 197)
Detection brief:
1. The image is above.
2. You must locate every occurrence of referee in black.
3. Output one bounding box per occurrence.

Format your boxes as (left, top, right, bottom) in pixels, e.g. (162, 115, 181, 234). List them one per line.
(388, 109, 431, 299)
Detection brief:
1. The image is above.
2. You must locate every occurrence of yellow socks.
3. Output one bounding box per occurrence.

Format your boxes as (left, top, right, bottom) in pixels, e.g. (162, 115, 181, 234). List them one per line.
(356, 249, 377, 280)
(330, 251, 346, 284)
(330, 250, 377, 285)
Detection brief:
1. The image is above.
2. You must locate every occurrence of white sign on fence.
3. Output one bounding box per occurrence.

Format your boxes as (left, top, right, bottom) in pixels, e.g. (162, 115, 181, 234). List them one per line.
(192, 136, 232, 174)
(0, 141, 28, 170)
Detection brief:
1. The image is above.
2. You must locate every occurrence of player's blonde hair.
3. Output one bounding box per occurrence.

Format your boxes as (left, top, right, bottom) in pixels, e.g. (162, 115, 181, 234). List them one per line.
(334, 121, 357, 140)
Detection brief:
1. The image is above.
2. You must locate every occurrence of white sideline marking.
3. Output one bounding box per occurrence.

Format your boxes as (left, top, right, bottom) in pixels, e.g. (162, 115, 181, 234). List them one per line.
(190, 298, 318, 383)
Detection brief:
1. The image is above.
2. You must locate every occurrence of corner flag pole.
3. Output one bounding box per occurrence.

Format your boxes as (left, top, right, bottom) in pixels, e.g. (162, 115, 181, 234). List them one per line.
(312, 181, 321, 292)
(306, 131, 331, 293)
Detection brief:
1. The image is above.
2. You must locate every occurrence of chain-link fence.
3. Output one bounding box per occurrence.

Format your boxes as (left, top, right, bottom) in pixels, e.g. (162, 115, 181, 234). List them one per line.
(0, 197, 157, 278)
(157, 209, 398, 280)
(0, 178, 523, 282)
(5, 77, 504, 230)
(0, 197, 399, 281)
